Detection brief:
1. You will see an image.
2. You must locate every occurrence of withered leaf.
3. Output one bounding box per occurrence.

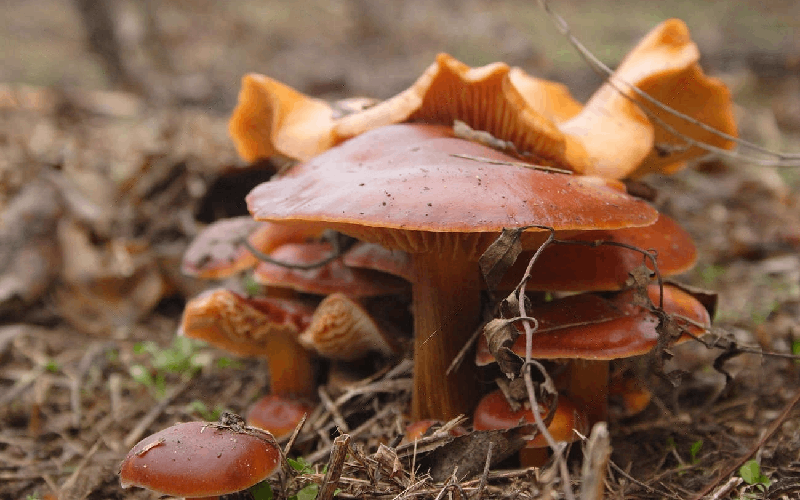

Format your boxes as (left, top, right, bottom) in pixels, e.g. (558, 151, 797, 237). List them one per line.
(479, 227, 525, 292)
(484, 318, 523, 376)
(626, 264, 653, 308)
(416, 428, 529, 483)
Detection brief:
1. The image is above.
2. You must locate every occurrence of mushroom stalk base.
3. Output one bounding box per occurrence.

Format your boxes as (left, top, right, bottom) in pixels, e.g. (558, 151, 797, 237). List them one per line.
(410, 251, 482, 420)
(267, 332, 317, 400)
(566, 359, 609, 425)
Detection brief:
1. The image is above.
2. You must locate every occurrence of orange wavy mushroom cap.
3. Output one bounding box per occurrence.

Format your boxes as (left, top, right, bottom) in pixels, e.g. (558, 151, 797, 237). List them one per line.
(119, 421, 280, 498)
(246, 123, 658, 421)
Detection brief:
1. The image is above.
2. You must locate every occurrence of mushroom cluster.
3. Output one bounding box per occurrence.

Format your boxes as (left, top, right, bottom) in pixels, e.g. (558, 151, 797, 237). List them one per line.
(122, 18, 737, 494)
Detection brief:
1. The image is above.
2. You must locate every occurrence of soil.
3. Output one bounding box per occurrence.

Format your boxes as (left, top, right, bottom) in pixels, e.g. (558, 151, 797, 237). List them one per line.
(2, 1, 800, 499)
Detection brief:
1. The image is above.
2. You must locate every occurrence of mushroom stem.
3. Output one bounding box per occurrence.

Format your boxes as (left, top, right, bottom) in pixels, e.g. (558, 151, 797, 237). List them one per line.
(565, 359, 609, 425)
(265, 329, 316, 400)
(410, 249, 482, 420)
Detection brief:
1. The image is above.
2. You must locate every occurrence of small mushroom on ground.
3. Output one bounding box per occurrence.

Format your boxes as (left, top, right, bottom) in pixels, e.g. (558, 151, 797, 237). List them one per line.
(246, 123, 659, 420)
(473, 389, 588, 467)
(119, 416, 281, 499)
(476, 283, 712, 423)
(179, 289, 318, 438)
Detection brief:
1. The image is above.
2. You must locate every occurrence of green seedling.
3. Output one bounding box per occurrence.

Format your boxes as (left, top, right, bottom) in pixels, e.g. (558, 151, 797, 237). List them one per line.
(689, 440, 703, 464)
(45, 359, 60, 373)
(130, 337, 207, 399)
(738, 459, 771, 499)
(217, 356, 244, 369)
(187, 400, 226, 421)
(249, 457, 339, 500)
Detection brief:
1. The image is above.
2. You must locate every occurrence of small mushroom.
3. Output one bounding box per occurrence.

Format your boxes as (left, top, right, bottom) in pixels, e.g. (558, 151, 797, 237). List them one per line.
(180, 288, 317, 399)
(182, 218, 323, 279)
(246, 394, 315, 441)
(299, 292, 400, 361)
(476, 283, 712, 423)
(119, 418, 281, 499)
(252, 241, 410, 297)
(247, 123, 659, 420)
(473, 390, 588, 467)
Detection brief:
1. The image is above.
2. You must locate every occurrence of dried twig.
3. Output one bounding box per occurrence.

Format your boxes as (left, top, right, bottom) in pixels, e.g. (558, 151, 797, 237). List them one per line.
(318, 434, 351, 500)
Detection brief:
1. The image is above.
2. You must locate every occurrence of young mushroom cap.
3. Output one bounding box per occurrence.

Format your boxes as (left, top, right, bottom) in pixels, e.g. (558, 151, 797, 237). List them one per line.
(499, 213, 697, 291)
(180, 288, 317, 399)
(473, 389, 588, 468)
(182, 218, 323, 280)
(247, 123, 658, 420)
(252, 241, 410, 297)
(298, 292, 399, 361)
(119, 420, 281, 498)
(246, 394, 315, 440)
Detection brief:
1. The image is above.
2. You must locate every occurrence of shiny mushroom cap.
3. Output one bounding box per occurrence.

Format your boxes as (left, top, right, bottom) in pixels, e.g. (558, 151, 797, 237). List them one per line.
(476, 283, 712, 366)
(247, 123, 658, 258)
(473, 390, 588, 448)
(246, 395, 314, 440)
(119, 420, 281, 498)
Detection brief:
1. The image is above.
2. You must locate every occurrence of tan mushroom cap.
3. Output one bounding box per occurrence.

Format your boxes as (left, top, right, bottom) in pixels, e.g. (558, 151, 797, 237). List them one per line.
(247, 123, 658, 258)
(473, 390, 588, 448)
(246, 394, 315, 440)
(342, 241, 414, 282)
(299, 293, 399, 361)
(252, 242, 410, 297)
(180, 289, 317, 398)
(476, 283, 711, 366)
(499, 213, 697, 291)
(119, 421, 280, 497)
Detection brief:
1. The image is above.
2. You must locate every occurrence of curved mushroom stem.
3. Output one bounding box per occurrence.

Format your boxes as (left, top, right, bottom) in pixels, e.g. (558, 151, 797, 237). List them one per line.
(410, 250, 482, 420)
(565, 359, 609, 425)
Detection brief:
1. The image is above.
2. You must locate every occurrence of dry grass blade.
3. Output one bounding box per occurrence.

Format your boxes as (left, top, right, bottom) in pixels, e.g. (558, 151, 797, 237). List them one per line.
(318, 434, 351, 500)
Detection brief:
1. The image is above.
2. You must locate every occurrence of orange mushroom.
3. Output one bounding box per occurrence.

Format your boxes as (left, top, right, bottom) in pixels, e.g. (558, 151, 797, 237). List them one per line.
(182, 218, 323, 280)
(246, 123, 659, 420)
(252, 241, 410, 297)
(473, 390, 588, 467)
(229, 20, 735, 180)
(180, 289, 317, 400)
(476, 283, 712, 423)
(119, 418, 281, 499)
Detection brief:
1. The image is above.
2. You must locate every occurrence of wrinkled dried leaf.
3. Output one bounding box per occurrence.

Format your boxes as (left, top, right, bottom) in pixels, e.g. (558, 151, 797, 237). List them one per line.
(479, 228, 525, 292)
(484, 318, 524, 377)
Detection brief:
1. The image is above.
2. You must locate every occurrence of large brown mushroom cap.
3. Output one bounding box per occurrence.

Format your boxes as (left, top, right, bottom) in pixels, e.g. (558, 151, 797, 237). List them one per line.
(247, 123, 659, 421)
(119, 420, 280, 497)
(247, 123, 658, 258)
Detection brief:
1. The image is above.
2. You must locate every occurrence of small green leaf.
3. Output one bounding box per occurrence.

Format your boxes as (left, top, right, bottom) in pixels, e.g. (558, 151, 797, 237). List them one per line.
(250, 480, 274, 500)
(739, 459, 770, 486)
(45, 360, 60, 373)
(689, 440, 703, 462)
(295, 484, 319, 500)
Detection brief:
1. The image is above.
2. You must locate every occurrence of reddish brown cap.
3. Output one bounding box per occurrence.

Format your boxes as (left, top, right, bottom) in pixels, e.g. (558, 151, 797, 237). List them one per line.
(252, 241, 410, 297)
(499, 213, 697, 291)
(476, 283, 711, 365)
(473, 390, 588, 448)
(182, 219, 324, 280)
(247, 123, 658, 258)
(119, 421, 281, 497)
(246, 395, 314, 440)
